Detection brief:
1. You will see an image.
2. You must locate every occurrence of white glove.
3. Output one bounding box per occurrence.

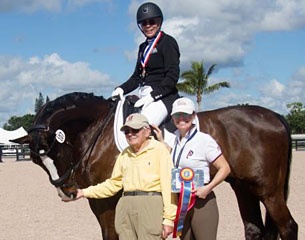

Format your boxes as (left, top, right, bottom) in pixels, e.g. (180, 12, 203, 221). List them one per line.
(134, 94, 154, 108)
(111, 87, 124, 100)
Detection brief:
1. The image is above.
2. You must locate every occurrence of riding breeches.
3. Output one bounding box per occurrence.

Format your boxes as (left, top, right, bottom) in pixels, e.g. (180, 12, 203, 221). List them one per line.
(141, 100, 167, 126)
(181, 191, 219, 240)
(138, 85, 168, 126)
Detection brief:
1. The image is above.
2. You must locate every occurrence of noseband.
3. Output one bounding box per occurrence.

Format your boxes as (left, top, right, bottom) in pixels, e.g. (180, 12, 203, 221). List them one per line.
(28, 124, 76, 188)
(28, 103, 115, 189)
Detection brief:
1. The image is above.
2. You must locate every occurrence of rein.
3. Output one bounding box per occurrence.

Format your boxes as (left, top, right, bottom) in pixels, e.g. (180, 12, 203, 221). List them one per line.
(29, 100, 117, 189)
(62, 104, 116, 188)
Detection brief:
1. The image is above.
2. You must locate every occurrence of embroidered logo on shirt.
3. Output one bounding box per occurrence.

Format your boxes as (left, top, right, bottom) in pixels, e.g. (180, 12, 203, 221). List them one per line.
(186, 150, 193, 159)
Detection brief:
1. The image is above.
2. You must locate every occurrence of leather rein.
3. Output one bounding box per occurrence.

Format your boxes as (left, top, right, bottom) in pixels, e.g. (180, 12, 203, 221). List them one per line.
(28, 102, 116, 189)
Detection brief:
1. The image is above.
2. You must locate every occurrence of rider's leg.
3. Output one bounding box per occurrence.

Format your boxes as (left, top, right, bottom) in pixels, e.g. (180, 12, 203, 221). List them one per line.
(141, 100, 167, 126)
(138, 86, 168, 126)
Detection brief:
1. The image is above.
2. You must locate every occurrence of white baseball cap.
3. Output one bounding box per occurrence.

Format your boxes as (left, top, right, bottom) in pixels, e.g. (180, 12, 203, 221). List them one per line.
(171, 97, 195, 115)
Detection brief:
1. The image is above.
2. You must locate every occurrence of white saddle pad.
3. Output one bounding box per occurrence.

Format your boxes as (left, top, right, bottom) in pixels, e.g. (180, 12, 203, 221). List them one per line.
(113, 97, 128, 152)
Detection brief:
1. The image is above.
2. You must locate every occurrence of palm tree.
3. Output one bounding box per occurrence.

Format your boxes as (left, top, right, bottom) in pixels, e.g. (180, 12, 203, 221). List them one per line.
(177, 60, 230, 111)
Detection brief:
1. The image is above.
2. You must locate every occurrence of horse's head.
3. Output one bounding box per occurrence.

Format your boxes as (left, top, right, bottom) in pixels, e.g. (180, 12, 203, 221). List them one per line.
(12, 122, 77, 198)
(12, 92, 114, 200)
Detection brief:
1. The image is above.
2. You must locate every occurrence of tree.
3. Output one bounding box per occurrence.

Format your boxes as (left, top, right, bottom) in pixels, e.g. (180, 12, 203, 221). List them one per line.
(3, 114, 35, 131)
(177, 60, 230, 111)
(285, 102, 305, 134)
(35, 92, 45, 113)
(3, 92, 50, 131)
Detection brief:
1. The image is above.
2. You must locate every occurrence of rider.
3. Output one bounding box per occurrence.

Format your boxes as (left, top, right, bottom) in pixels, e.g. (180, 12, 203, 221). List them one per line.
(111, 2, 180, 126)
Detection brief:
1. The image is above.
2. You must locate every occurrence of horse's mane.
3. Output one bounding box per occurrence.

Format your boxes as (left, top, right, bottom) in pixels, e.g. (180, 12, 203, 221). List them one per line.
(35, 92, 111, 124)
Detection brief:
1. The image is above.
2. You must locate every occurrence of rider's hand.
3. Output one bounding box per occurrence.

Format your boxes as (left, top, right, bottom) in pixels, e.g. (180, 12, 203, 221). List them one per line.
(134, 95, 154, 108)
(111, 87, 124, 100)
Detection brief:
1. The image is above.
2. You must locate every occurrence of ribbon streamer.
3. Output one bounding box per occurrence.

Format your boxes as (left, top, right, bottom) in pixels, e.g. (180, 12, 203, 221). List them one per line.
(141, 31, 162, 69)
(173, 168, 196, 238)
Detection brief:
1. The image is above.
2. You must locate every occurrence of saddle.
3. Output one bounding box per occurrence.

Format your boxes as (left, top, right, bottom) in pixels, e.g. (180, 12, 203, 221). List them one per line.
(122, 95, 140, 122)
(113, 95, 176, 152)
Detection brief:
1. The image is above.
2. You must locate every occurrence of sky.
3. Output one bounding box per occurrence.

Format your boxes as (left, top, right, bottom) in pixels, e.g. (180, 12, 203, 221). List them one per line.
(1, 0, 305, 127)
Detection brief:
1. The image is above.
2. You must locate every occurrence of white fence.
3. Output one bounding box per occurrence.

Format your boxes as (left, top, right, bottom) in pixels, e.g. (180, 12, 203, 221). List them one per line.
(291, 134, 305, 151)
(1, 134, 305, 162)
(0, 144, 30, 161)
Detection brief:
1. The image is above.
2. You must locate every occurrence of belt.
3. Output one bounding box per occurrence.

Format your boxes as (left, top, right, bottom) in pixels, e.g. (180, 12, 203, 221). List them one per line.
(123, 191, 162, 196)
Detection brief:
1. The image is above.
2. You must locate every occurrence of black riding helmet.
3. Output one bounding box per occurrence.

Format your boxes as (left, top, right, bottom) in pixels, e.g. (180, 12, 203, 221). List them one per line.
(137, 2, 163, 25)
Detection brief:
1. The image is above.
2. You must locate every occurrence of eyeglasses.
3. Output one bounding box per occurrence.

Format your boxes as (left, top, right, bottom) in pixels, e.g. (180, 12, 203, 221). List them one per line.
(123, 127, 143, 135)
(141, 19, 157, 26)
(172, 113, 193, 120)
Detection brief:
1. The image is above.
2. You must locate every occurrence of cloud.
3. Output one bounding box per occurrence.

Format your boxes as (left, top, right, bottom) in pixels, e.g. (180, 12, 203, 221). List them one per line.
(285, 67, 305, 101)
(0, 54, 115, 125)
(0, 0, 62, 13)
(66, 0, 109, 8)
(260, 79, 285, 97)
(260, 0, 305, 30)
(151, 0, 305, 68)
(16, 53, 113, 90)
(0, 0, 109, 13)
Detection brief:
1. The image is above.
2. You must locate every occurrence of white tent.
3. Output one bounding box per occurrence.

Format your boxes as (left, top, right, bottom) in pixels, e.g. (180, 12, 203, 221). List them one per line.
(0, 127, 27, 145)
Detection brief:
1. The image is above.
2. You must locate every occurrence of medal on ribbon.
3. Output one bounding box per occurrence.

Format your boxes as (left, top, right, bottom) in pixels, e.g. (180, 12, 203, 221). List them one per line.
(173, 167, 196, 238)
(140, 31, 162, 78)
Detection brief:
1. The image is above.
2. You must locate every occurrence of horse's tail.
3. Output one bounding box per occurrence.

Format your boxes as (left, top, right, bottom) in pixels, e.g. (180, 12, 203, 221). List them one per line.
(276, 113, 292, 201)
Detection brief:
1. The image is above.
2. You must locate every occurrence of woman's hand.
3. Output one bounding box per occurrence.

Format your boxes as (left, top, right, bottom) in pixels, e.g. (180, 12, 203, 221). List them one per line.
(151, 124, 164, 142)
(151, 124, 172, 152)
(195, 154, 231, 199)
(194, 185, 211, 199)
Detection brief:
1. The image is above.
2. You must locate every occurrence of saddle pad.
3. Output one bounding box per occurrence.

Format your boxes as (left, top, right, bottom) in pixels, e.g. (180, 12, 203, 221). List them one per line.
(113, 97, 128, 152)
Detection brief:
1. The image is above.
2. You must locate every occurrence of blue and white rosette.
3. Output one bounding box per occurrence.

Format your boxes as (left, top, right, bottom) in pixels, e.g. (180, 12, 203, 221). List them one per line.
(173, 167, 196, 238)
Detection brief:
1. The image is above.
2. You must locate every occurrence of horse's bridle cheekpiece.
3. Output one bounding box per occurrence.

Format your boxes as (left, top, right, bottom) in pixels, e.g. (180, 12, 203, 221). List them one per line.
(28, 124, 77, 188)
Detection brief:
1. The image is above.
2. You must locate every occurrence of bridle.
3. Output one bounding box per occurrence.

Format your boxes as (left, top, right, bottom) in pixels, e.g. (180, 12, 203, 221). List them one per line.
(28, 124, 57, 157)
(28, 101, 116, 189)
(28, 104, 78, 157)
(27, 124, 76, 188)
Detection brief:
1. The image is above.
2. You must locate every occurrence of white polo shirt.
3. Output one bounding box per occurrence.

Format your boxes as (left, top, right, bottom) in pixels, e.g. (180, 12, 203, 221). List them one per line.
(171, 126, 222, 183)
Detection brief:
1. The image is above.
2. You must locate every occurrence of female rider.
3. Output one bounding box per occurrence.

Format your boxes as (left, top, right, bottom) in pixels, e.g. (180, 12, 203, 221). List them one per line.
(111, 2, 180, 126)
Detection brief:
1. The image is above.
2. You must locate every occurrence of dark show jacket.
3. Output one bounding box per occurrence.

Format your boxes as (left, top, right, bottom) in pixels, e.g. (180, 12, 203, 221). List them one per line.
(118, 31, 180, 114)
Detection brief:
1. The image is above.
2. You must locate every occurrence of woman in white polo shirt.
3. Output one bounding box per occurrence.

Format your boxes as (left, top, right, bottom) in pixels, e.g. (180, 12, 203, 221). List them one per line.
(154, 97, 231, 240)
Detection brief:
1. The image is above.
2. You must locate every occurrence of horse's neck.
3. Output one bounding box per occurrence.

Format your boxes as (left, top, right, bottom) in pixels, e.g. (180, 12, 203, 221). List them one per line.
(41, 102, 108, 131)
(76, 109, 117, 185)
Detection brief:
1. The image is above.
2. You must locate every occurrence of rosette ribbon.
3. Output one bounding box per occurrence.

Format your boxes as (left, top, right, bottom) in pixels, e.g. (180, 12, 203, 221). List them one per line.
(173, 167, 196, 238)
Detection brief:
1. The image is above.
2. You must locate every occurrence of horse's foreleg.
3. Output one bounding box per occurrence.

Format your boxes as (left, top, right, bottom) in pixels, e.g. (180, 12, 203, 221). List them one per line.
(230, 182, 264, 240)
(88, 196, 120, 240)
(263, 194, 298, 240)
(98, 209, 117, 240)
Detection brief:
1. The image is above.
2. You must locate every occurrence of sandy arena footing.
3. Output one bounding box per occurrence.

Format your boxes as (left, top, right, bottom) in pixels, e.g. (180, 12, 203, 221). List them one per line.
(0, 150, 304, 239)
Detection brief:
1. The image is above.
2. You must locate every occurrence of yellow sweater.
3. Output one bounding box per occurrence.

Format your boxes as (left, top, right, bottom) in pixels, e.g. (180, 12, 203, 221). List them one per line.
(82, 137, 177, 226)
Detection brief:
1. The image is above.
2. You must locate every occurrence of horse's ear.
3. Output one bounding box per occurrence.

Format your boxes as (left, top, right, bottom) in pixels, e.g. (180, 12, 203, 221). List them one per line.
(9, 135, 30, 144)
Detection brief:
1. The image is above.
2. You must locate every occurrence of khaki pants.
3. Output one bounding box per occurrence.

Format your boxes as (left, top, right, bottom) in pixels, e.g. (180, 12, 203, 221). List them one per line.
(181, 191, 219, 240)
(115, 195, 163, 240)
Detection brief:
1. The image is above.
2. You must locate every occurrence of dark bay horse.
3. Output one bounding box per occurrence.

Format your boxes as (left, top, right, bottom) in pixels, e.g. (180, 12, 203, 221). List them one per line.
(12, 92, 298, 240)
